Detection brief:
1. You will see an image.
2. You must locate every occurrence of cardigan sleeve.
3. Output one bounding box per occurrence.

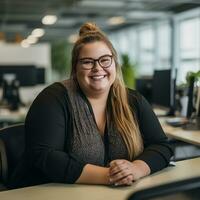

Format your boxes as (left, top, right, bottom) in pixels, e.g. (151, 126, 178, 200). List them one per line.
(25, 83, 86, 183)
(128, 90, 174, 173)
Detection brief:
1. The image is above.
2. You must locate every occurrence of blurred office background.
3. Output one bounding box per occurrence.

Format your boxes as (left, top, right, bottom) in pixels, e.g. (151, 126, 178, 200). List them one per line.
(0, 0, 200, 128)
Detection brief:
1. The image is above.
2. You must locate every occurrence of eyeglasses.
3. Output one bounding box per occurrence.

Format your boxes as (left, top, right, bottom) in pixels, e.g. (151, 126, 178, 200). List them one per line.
(78, 54, 113, 70)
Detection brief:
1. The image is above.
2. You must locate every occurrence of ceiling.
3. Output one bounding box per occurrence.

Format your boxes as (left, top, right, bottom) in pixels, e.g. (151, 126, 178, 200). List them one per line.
(0, 0, 200, 44)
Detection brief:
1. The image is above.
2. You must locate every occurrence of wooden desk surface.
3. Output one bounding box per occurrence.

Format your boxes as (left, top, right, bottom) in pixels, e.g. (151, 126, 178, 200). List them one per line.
(0, 107, 27, 122)
(158, 117, 200, 146)
(0, 157, 200, 200)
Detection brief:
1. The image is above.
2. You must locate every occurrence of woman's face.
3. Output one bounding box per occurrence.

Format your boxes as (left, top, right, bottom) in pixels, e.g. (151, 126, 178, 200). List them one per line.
(76, 41, 116, 97)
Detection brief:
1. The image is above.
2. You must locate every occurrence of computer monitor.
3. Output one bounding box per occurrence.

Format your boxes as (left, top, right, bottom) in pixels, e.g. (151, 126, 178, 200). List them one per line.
(183, 84, 200, 130)
(36, 67, 46, 84)
(152, 69, 175, 116)
(136, 77, 153, 104)
(0, 65, 37, 86)
(197, 87, 200, 117)
(186, 76, 196, 118)
(128, 176, 200, 200)
(0, 65, 46, 110)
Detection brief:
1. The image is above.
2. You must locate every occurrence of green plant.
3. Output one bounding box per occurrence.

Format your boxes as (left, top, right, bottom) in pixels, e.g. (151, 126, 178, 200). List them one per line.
(121, 54, 137, 89)
(186, 70, 200, 84)
(177, 70, 200, 95)
(51, 40, 72, 79)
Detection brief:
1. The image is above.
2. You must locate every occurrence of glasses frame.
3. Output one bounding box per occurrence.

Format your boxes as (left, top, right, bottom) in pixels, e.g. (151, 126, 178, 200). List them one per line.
(78, 54, 113, 70)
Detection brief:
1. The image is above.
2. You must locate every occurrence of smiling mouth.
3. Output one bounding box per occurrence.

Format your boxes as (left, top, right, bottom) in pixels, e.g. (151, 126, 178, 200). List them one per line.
(90, 75, 106, 80)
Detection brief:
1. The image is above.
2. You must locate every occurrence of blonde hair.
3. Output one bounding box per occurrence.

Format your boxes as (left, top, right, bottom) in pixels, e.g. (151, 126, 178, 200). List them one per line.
(71, 22, 143, 160)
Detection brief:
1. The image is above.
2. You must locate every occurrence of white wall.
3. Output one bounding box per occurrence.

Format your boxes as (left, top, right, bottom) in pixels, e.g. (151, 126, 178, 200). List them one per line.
(0, 43, 51, 68)
(0, 43, 51, 104)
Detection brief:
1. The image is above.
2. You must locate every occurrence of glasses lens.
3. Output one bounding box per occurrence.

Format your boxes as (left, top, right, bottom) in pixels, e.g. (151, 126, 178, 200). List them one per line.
(80, 59, 94, 69)
(99, 56, 112, 68)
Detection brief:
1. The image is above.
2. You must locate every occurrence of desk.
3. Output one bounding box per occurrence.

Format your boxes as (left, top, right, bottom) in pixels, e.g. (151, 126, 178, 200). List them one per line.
(153, 108, 200, 146)
(159, 117, 200, 146)
(0, 157, 200, 200)
(0, 107, 28, 128)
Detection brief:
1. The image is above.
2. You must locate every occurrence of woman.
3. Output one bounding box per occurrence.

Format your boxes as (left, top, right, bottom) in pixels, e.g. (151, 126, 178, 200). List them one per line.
(10, 22, 173, 188)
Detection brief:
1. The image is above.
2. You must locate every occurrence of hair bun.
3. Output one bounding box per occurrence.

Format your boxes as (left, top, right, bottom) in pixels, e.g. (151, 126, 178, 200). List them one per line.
(79, 22, 100, 36)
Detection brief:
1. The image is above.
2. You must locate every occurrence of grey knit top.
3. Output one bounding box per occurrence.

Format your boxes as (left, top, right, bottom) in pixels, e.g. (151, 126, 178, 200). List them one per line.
(61, 79, 128, 166)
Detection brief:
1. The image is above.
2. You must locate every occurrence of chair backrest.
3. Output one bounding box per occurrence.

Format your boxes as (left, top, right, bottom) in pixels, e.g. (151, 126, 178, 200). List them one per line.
(0, 124, 25, 184)
(127, 176, 200, 200)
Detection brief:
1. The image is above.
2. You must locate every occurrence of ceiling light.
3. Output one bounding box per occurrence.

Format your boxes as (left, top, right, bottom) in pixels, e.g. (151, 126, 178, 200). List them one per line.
(68, 34, 79, 44)
(27, 35, 38, 44)
(21, 40, 30, 48)
(32, 28, 45, 37)
(108, 16, 125, 25)
(42, 15, 57, 25)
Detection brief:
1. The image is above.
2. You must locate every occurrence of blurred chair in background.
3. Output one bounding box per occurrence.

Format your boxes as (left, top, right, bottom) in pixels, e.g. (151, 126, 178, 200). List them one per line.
(0, 124, 25, 190)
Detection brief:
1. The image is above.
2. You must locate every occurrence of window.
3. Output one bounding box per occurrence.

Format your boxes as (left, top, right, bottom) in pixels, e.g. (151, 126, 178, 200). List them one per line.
(138, 25, 155, 76)
(175, 8, 200, 84)
(156, 22, 171, 70)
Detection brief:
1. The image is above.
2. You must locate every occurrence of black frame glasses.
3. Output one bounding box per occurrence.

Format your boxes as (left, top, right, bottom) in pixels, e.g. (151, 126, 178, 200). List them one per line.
(78, 54, 113, 70)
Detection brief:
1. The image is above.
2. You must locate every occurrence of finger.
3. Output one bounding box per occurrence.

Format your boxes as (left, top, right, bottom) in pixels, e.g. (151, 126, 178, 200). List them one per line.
(109, 165, 128, 176)
(110, 169, 132, 183)
(109, 160, 130, 172)
(114, 175, 133, 186)
(110, 160, 125, 167)
(110, 160, 133, 174)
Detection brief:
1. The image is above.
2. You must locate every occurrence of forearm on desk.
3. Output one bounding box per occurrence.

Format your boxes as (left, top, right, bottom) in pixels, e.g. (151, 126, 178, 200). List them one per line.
(76, 164, 110, 185)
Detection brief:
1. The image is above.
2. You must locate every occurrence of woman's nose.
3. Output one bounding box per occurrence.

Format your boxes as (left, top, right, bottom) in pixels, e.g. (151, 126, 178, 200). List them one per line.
(92, 61, 102, 71)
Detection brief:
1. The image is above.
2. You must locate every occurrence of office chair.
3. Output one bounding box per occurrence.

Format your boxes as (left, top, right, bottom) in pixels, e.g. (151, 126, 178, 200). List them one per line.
(128, 176, 200, 200)
(0, 124, 25, 189)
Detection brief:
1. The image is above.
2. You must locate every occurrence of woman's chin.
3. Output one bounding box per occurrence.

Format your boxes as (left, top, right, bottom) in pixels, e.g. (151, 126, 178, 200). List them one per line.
(90, 85, 109, 94)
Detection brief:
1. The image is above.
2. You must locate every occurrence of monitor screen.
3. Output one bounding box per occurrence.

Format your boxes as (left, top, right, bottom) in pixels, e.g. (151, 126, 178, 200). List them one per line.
(136, 77, 153, 104)
(128, 176, 200, 200)
(36, 68, 46, 84)
(186, 76, 196, 118)
(195, 86, 200, 117)
(152, 69, 174, 108)
(0, 65, 38, 86)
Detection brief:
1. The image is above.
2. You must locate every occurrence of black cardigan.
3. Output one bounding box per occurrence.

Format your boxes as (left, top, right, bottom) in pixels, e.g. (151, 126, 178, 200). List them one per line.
(9, 82, 174, 188)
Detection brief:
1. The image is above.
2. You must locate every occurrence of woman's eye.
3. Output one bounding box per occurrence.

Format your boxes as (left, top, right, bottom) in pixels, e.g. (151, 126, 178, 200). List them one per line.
(100, 58, 110, 65)
(82, 60, 93, 65)
(101, 59, 109, 62)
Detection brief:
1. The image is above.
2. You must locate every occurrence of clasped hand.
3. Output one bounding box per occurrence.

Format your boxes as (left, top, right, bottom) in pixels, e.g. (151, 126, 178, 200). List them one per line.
(108, 159, 141, 186)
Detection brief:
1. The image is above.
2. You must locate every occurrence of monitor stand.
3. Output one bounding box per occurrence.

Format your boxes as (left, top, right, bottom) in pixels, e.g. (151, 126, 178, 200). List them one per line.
(0, 76, 23, 111)
(166, 106, 175, 116)
(157, 106, 175, 117)
(183, 117, 200, 131)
